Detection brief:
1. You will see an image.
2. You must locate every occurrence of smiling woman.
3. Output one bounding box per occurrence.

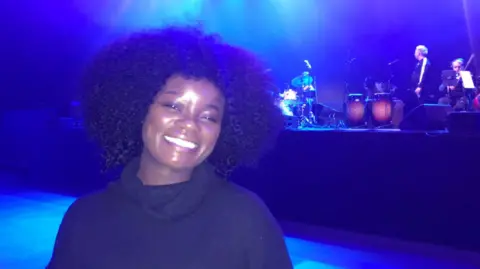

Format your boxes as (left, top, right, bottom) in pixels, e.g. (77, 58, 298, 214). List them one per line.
(46, 26, 290, 269)
(141, 75, 225, 185)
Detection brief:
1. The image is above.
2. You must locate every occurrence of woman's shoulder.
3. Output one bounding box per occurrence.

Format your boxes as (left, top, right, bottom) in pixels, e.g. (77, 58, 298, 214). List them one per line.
(211, 182, 286, 251)
(212, 181, 273, 219)
(63, 188, 113, 220)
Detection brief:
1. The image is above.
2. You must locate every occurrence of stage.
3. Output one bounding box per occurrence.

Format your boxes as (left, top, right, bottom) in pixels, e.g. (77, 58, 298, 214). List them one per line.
(1, 111, 480, 264)
(232, 127, 480, 253)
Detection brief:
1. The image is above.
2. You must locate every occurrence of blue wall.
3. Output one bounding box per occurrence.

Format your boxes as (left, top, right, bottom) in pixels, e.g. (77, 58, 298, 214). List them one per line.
(0, 0, 475, 112)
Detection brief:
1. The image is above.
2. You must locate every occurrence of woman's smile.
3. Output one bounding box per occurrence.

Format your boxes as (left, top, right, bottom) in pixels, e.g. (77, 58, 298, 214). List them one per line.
(163, 135, 199, 151)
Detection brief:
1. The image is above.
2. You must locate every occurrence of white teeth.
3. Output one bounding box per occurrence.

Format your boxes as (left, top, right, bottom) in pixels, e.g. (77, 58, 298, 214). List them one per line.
(164, 136, 198, 149)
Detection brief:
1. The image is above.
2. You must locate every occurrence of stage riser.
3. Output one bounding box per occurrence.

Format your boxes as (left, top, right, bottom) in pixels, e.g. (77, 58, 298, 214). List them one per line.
(232, 130, 480, 253)
(2, 110, 479, 252)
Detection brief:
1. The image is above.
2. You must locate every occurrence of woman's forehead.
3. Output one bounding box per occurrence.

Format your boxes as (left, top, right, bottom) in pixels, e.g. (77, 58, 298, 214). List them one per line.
(159, 75, 224, 103)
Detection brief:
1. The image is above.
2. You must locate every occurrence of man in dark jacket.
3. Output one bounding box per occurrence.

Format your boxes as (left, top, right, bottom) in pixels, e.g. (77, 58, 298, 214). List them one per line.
(411, 45, 433, 103)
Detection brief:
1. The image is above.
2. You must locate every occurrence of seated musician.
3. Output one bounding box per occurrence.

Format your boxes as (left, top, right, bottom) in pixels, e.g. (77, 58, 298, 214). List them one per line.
(364, 76, 376, 99)
(364, 76, 404, 128)
(291, 72, 314, 93)
(362, 77, 375, 127)
(438, 58, 468, 111)
(290, 71, 317, 125)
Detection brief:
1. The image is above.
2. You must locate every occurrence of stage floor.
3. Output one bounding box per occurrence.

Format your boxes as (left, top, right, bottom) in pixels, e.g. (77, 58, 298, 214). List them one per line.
(294, 127, 448, 134)
(1, 172, 479, 269)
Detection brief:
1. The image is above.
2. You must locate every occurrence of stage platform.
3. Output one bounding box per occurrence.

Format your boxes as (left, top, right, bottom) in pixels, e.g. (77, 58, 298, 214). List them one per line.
(233, 127, 480, 253)
(1, 111, 479, 257)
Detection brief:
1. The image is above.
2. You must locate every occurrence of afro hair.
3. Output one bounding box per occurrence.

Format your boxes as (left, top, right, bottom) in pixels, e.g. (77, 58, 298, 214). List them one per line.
(82, 26, 284, 177)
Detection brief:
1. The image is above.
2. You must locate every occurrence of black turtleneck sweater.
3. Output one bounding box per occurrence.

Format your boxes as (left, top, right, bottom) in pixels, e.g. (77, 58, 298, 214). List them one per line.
(47, 160, 293, 269)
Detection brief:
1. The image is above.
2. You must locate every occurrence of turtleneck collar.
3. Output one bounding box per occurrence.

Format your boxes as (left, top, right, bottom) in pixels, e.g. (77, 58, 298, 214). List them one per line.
(110, 158, 222, 221)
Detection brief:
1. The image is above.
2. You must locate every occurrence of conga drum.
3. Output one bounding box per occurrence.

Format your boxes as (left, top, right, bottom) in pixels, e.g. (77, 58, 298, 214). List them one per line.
(372, 93, 393, 126)
(346, 93, 366, 127)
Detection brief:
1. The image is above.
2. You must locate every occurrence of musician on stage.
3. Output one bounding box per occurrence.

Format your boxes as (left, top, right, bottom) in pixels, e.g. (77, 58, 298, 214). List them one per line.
(291, 71, 314, 92)
(291, 71, 315, 104)
(411, 45, 433, 102)
(438, 58, 469, 110)
(291, 71, 316, 125)
(363, 76, 376, 99)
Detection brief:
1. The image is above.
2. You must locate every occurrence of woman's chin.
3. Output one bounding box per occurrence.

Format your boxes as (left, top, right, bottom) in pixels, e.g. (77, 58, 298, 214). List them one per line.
(153, 152, 201, 171)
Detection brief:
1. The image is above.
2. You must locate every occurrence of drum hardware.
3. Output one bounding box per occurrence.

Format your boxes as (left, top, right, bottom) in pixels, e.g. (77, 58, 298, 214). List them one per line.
(299, 104, 309, 127)
(319, 112, 346, 129)
(329, 113, 346, 129)
(284, 65, 318, 128)
(298, 103, 317, 128)
(312, 103, 345, 128)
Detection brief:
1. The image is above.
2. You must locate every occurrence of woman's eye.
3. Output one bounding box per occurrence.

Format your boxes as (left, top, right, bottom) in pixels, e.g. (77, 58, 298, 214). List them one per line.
(202, 116, 217, 123)
(163, 103, 179, 111)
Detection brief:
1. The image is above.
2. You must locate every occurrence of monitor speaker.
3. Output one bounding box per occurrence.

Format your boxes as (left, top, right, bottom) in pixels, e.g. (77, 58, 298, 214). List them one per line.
(399, 104, 452, 131)
(447, 112, 480, 135)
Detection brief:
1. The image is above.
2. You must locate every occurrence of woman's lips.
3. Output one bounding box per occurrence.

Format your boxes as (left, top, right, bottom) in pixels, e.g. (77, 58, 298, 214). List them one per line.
(163, 135, 198, 150)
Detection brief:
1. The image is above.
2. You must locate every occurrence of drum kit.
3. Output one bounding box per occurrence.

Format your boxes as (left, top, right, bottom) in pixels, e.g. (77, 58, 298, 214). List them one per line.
(278, 71, 317, 128)
(278, 70, 398, 128)
(276, 59, 409, 129)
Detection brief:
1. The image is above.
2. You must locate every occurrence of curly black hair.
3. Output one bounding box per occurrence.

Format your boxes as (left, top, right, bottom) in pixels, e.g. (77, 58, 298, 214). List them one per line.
(82, 26, 284, 177)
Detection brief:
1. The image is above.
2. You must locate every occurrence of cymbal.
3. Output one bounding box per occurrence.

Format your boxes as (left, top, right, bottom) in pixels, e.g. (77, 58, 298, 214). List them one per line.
(291, 75, 313, 88)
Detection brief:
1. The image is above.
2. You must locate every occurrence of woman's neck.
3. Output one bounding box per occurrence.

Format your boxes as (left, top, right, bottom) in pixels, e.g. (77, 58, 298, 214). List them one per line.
(137, 151, 193, 186)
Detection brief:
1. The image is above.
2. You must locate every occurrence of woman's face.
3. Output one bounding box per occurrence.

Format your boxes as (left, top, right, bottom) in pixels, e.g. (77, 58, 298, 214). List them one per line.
(142, 75, 225, 171)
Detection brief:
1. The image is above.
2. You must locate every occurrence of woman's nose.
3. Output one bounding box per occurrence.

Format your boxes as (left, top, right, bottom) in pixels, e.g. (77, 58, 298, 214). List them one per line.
(176, 117, 197, 130)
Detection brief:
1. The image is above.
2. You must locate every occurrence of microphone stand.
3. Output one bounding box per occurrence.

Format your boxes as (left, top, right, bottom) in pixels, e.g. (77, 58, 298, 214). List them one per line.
(305, 64, 317, 126)
(311, 71, 318, 126)
(387, 64, 394, 94)
(387, 59, 399, 94)
(311, 69, 317, 105)
(344, 61, 351, 100)
(343, 57, 356, 120)
(344, 57, 356, 98)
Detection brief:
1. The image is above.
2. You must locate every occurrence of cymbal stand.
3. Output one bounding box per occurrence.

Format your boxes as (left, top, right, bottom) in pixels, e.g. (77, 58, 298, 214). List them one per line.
(299, 104, 310, 128)
(303, 60, 317, 126)
(344, 57, 356, 103)
(310, 75, 318, 125)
